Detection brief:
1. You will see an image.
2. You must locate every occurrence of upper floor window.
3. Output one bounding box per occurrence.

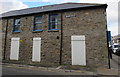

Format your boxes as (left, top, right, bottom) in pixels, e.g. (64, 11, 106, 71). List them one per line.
(49, 14, 58, 30)
(34, 16, 42, 31)
(13, 18, 20, 32)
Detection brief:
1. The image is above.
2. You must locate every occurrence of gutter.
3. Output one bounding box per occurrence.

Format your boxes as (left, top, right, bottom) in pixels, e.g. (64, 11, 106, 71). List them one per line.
(0, 4, 107, 18)
(104, 7, 111, 69)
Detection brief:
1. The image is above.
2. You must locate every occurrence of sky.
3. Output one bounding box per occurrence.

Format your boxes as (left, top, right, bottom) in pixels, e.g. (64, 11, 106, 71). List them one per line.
(0, 0, 119, 36)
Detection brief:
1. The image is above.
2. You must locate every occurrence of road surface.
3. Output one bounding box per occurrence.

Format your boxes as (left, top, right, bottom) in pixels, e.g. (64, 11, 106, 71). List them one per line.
(2, 65, 96, 77)
(2, 65, 65, 75)
(1, 54, 119, 76)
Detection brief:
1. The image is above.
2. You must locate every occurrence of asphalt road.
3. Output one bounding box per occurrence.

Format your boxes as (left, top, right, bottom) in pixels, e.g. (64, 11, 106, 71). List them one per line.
(1, 54, 119, 76)
(2, 65, 96, 77)
(2, 65, 64, 75)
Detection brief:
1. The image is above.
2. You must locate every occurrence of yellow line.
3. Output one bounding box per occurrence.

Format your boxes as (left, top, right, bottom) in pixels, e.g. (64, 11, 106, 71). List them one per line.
(75, 70, 81, 73)
(14, 66, 25, 69)
(6, 66, 12, 67)
(5, 65, 76, 73)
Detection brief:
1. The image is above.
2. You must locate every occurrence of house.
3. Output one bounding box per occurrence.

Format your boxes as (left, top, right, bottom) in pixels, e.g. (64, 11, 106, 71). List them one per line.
(1, 3, 108, 67)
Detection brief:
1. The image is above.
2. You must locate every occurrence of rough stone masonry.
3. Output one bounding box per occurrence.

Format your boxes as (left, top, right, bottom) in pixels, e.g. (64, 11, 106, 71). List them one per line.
(1, 3, 108, 67)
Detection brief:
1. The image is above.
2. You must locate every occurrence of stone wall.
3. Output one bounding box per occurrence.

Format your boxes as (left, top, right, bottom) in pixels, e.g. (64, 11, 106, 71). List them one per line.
(2, 18, 7, 60)
(62, 8, 108, 66)
(0, 19, 3, 60)
(2, 13, 62, 64)
(2, 6, 108, 66)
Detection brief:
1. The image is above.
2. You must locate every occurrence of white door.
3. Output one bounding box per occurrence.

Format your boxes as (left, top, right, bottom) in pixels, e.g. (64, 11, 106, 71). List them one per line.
(10, 37, 20, 60)
(71, 35, 86, 65)
(32, 37, 41, 62)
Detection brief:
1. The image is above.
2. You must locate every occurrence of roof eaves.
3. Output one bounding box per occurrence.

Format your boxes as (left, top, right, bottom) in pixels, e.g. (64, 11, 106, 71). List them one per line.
(0, 3, 107, 18)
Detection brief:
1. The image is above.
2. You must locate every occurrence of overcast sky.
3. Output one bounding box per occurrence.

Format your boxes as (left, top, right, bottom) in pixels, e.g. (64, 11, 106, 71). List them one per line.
(0, 0, 119, 36)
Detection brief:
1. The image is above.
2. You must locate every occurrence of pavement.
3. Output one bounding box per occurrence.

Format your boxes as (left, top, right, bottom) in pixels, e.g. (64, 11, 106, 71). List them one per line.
(111, 54, 120, 68)
(97, 67, 119, 75)
(96, 54, 119, 76)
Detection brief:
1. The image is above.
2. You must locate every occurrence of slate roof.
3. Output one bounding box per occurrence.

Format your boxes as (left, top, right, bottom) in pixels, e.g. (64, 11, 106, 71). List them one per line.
(0, 3, 107, 18)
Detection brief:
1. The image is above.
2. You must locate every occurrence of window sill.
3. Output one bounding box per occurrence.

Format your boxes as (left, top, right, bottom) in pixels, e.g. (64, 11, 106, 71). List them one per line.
(33, 30, 43, 33)
(12, 31, 21, 33)
(48, 29, 59, 32)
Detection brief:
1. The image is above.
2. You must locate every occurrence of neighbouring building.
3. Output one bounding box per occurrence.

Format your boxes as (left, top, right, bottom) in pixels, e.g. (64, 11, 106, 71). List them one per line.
(1, 3, 108, 67)
(112, 34, 120, 44)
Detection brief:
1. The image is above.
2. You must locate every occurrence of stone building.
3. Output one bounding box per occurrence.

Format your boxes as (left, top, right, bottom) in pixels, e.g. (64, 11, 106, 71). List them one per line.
(1, 3, 108, 67)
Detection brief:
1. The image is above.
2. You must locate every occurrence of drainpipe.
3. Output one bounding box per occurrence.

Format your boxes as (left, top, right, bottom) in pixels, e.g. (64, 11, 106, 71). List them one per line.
(60, 12, 63, 65)
(107, 31, 111, 69)
(3, 18, 9, 60)
(104, 8, 111, 69)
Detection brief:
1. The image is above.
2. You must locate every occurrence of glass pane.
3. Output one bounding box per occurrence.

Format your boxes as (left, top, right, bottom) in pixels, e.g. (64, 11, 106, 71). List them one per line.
(55, 23, 58, 29)
(55, 16, 58, 22)
(14, 25, 20, 31)
(52, 16, 55, 21)
(35, 17, 42, 23)
(50, 22, 58, 29)
(50, 15, 58, 22)
(15, 19, 20, 25)
(51, 22, 55, 29)
(35, 24, 42, 30)
(49, 14, 58, 30)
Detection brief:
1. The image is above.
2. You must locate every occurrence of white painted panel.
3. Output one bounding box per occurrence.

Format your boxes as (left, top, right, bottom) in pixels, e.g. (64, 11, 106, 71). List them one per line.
(71, 36, 85, 41)
(10, 37, 20, 60)
(71, 35, 86, 65)
(32, 37, 41, 62)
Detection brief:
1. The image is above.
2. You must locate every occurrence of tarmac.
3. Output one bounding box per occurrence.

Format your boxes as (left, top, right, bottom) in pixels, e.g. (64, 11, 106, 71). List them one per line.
(1, 54, 119, 76)
(1, 62, 119, 76)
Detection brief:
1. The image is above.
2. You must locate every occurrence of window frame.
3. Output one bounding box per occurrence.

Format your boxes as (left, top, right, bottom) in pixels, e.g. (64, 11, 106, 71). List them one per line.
(48, 14, 59, 31)
(33, 16, 43, 31)
(13, 18, 21, 32)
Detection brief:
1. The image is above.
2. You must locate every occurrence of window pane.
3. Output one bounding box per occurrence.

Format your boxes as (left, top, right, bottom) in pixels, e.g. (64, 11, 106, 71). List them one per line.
(50, 15, 58, 22)
(49, 14, 58, 30)
(35, 24, 42, 30)
(14, 18, 20, 32)
(52, 16, 55, 21)
(55, 22, 58, 29)
(50, 22, 58, 29)
(51, 22, 55, 29)
(14, 25, 20, 31)
(35, 17, 42, 23)
(15, 19, 20, 25)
